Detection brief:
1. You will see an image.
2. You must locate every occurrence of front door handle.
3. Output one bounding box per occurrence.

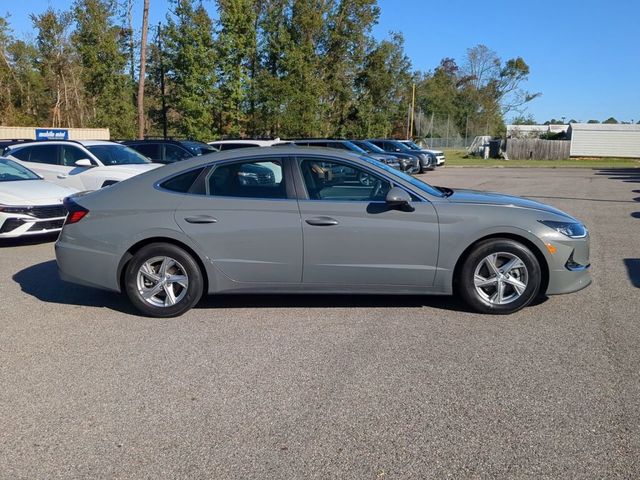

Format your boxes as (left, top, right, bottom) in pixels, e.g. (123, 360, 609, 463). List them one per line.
(57, 174, 68, 179)
(185, 215, 218, 224)
(305, 216, 339, 226)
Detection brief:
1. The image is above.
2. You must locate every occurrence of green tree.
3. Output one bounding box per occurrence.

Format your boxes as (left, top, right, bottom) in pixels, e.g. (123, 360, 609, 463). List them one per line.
(603, 116, 618, 124)
(164, 0, 217, 139)
(73, 0, 135, 138)
(511, 114, 536, 125)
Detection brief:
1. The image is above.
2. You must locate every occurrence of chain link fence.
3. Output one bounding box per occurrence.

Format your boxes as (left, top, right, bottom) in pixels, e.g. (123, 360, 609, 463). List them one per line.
(410, 111, 495, 150)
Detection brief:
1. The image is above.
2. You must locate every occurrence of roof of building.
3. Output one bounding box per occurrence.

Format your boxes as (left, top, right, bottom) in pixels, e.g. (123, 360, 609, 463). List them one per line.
(568, 123, 640, 132)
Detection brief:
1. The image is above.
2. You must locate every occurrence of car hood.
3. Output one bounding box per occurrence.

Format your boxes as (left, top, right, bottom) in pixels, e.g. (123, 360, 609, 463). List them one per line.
(0, 180, 76, 205)
(100, 163, 163, 174)
(445, 189, 576, 219)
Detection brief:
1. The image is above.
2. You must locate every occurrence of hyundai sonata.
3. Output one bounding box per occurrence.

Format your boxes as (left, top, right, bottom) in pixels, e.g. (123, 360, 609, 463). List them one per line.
(56, 147, 591, 317)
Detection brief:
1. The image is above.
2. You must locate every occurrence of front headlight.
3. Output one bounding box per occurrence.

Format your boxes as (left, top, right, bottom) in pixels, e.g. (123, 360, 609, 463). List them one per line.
(538, 220, 588, 239)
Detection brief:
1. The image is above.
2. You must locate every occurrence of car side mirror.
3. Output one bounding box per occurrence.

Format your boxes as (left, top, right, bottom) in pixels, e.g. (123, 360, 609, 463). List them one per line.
(385, 186, 413, 209)
(74, 159, 94, 167)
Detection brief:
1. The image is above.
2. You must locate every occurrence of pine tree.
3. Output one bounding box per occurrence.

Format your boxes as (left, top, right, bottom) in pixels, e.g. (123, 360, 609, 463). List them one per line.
(164, 0, 218, 139)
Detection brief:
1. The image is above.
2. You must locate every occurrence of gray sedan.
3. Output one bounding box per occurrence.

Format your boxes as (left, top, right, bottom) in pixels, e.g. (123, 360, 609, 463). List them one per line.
(55, 147, 591, 317)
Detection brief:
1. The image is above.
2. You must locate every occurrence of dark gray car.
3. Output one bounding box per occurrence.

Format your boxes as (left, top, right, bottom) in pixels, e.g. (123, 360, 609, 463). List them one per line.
(56, 147, 591, 317)
(368, 139, 435, 172)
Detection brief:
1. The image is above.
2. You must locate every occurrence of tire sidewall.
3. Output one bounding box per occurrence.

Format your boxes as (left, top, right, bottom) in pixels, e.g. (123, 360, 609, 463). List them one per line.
(125, 243, 204, 318)
(459, 239, 541, 314)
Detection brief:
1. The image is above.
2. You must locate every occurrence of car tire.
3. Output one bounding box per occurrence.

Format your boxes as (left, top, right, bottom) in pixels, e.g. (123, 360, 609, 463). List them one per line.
(124, 243, 204, 318)
(457, 238, 541, 314)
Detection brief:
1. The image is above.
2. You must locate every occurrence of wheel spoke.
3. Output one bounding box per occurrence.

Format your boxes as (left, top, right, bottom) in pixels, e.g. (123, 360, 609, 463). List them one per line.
(142, 282, 163, 300)
(504, 275, 527, 295)
(501, 257, 524, 275)
(490, 281, 506, 304)
(484, 254, 500, 276)
(163, 283, 177, 306)
(474, 274, 498, 288)
(140, 262, 160, 282)
(159, 257, 174, 276)
(167, 274, 188, 288)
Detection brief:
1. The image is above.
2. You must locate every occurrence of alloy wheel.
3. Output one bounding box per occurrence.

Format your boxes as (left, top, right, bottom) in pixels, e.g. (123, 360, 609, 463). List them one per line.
(473, 252, 529, 305)
(136, 256, 189, 308)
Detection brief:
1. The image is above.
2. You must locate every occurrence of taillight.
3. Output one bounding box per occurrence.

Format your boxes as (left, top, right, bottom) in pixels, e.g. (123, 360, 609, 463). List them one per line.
(63, 197, 89, 225)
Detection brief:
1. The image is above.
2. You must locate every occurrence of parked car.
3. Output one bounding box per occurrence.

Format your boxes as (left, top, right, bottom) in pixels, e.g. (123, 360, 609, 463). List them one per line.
(122, 139, 218, 164)
(398, 140, 446, 166)
(4, 140, 162, 191)
(0, 158, 76, 238)
(367, 139, 435, 173)
(350, 139, 420, 174)
(56, 147, 591, 317)
(208, 139, 280, 150)
(283, 139, 402, 170)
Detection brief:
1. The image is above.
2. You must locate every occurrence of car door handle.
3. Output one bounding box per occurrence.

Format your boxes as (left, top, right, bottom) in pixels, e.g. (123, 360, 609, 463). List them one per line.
(57, 174, 68, 179)
(185, 215, 218, 224)
(305, 216, 339, 226)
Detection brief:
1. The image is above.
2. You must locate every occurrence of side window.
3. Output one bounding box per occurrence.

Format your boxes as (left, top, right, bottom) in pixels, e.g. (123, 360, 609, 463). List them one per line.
(206, 159, 286, 199)
(24, 145, 59, 164)
(61, 145, 89, 166)
(9, 147, 32, 161)
(131, 143, 160, 160)
(160, 168, 205, 193)
(164, 144, 191, 163)
(299, 158, 391, 201)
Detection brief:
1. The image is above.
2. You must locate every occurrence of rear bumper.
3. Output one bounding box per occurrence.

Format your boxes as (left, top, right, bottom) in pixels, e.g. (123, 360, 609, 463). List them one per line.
(55, 237, 121, 292)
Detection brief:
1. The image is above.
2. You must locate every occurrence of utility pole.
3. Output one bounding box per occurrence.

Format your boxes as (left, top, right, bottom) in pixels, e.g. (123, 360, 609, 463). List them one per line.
(137, 0, 150, 140)
(409, 83, 416, 139)
(157, 23, 168, 140)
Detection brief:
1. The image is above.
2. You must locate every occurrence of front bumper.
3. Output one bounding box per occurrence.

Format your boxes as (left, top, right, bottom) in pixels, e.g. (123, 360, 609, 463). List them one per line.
(0, 214, 65, 238)
(544, 234, 592, 295)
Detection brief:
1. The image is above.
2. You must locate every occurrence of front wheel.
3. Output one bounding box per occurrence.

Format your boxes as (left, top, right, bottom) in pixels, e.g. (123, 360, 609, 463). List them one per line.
(124, 243, 204, 317)
(457, 238, 542, 314)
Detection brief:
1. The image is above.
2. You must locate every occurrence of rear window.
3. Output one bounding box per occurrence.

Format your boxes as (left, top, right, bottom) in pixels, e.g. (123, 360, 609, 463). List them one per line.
(160, 168, 205, 193)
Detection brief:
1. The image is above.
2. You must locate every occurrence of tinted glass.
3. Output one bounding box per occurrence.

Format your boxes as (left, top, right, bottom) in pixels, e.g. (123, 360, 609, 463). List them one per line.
(299, 158, 391, 201)
(358, 156, 444, 198)
(160, 168, 205, 193)
(86, 144, 150, 165)
(403, 141, 421, 150)
(164, 144, 192, 162)
(180, 141, 217, 155)
(0, 159, 40, 181)
(207, 160, 285, 199)
(129, 143, 160, 160)
(23, 145, 59, 164)
(61, 145, 89, 166)
(8, 147, 32, 161)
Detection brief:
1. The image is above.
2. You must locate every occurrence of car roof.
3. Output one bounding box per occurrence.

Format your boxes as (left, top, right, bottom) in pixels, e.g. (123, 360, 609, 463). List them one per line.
(5, 140, 119, 149)
(209, 139, 276, 146)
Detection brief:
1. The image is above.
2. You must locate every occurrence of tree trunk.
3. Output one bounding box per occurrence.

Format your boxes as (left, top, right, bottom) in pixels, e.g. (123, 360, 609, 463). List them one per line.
(137, 0, 150, 139)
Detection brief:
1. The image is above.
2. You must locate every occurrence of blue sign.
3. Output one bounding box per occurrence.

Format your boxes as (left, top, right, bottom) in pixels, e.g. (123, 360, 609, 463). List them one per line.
(35, 128, 69, 140)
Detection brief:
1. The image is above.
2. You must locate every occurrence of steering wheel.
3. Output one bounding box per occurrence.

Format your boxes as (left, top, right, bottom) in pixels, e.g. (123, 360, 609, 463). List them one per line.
(370, 179, 385, 200)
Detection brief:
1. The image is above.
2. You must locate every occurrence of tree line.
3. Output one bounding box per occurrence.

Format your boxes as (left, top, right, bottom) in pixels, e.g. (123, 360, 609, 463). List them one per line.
(0, 0, 539, 140)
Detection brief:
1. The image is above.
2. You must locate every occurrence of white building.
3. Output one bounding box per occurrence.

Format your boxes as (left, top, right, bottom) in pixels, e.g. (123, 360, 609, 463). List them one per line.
(568, 123, 640, 158)
(0, 126, 110, 141)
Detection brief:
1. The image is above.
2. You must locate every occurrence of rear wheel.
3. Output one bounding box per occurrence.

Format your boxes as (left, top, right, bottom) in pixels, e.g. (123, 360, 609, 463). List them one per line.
(124, 243, 203, 317)
(457, 238, 541, 314)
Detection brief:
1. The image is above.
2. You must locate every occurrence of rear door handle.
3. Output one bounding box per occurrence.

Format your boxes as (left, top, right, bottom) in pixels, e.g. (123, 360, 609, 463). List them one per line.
(305, 216, 339, 226)
(185, 215, 218, 224)
(57, 174, 68, 179)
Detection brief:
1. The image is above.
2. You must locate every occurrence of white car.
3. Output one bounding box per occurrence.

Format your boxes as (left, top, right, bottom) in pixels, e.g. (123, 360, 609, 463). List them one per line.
(208, 139, 280, 150)
(399, 140, 446, 166)
(4, 140, 162, 191)
(0, 158, 77, 238)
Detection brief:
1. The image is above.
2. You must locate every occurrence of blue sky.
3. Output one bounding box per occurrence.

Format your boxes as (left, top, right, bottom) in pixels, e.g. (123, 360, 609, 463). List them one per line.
(5, 0, 640, 123)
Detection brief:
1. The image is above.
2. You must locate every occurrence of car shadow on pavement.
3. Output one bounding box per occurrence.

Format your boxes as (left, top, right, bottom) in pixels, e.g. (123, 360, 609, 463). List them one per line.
(623, 259, 640, 288)
(0, 233, 59, 248)
(199, 292, 548, 313)
(594, 168, 640, 184)
(12, 260, 137, 314)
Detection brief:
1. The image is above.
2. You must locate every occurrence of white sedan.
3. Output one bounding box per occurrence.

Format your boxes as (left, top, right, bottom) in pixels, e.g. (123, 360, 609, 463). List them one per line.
(0, 158, 76, 238)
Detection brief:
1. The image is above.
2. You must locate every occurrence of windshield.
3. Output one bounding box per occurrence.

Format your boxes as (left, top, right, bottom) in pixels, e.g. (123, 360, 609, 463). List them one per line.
(386, 140, 413, 152)
(181, 141, 218, 156)
(404, 141, 422, 150)
(340, 141, 367, 154)
(0, 158, 40, 182)
(354, 140, 386, 154)
(87, 144, 151, 165)
(359, 156, 444, 198)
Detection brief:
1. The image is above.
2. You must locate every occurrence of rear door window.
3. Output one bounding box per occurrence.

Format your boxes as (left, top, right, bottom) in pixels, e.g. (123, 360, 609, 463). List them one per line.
(21, 145, 59, 164)
(164, 144, 191, 163)
(131, 143, 161, 160)
(206, 159, 286, 199)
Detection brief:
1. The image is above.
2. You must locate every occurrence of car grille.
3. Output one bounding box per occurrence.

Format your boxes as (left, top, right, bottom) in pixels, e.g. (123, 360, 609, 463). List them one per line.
(2, 204, 66, 219)
(28, 219, 65, 232)
(0, 218, 25, 233)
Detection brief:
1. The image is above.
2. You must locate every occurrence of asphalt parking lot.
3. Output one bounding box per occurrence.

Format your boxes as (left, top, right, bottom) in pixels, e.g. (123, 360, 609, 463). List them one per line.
(1, 167, 639, 479)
